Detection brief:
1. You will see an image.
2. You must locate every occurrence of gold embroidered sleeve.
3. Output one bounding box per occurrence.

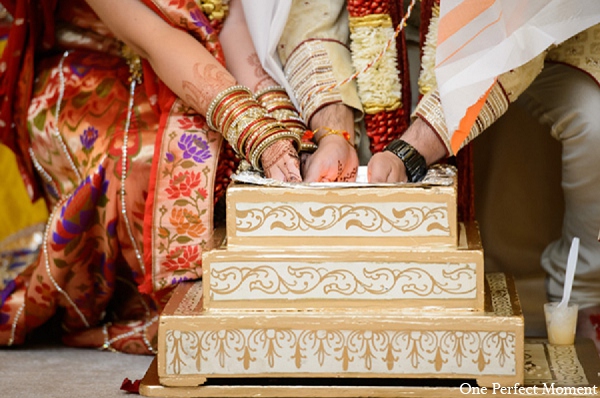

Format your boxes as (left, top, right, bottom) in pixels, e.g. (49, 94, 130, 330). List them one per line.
(413, 83, 510, 156)
(278, 0, 362, 123)
(412, 89, 451, 154)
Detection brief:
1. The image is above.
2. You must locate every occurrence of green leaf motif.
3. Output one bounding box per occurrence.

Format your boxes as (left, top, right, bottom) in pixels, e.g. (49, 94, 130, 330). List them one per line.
(180, 160, 196, 169)
(174, 199, 190, 207)
(176, 235, 193, 244)
(53, 258, 69, 269)
(95, 78, 116, 98)
(64, 234, 82, 257)
(33, 111, 47, 132)
(72, 92, 92, 109)
(97, 194, 109, 208)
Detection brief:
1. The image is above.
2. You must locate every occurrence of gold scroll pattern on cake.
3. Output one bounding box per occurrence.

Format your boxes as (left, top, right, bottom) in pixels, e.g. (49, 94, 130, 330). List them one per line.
(165, 328, 516, 376)
(209, 264, 477, 298)
(235, 204, 450, 235)
(486, 273, 515, 317)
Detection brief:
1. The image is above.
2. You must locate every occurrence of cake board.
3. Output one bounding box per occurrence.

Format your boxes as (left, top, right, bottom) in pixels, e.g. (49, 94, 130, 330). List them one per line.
(139, 338, 600, 397)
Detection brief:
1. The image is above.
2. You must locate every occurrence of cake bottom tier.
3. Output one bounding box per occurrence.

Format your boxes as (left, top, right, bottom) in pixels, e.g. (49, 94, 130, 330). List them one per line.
(141, 338, 600, 397)
(156, 273, 525, 388)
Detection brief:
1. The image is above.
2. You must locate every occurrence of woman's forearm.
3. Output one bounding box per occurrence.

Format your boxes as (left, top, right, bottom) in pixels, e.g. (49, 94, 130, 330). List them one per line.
(85, 0, 236, 115)
(219, 0, 279, 92)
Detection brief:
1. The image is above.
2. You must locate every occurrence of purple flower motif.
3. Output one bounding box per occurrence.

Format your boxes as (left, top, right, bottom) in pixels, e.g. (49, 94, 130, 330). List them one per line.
(106, 219, 117, 238)
(189, 8, 212, 30)
(171, 276, 192, 285)
(165, 152, 175, 163)
(178, 133, 211, 163)
(80, 126, 99, 150)
(53, 166, 109, 246)
(1, 280, 16, 324)
(70, 63, 91, 78)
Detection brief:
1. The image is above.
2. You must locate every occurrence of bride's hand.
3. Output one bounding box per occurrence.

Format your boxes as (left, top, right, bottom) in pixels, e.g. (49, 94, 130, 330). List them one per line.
(261, 139, 302, 182)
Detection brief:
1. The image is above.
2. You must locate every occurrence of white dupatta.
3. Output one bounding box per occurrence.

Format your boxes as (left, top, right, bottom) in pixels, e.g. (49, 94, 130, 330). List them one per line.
(435, 0, 600, 150)
(240, 0, 299, 107)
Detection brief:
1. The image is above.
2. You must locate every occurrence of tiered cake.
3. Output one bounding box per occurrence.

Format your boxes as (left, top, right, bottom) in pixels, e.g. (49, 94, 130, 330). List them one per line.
(145, 165, 525, 395)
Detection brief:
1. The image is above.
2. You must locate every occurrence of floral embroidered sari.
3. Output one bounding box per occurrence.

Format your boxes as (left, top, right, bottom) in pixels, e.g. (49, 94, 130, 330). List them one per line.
(0, 0, 235, 354)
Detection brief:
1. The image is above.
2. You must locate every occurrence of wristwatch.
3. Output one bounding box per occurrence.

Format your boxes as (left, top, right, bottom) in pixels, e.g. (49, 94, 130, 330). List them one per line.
(384, 139, 428, 182)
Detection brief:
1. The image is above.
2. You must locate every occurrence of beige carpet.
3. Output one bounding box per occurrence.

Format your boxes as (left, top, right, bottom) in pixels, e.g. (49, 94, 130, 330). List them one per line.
(0, 340, 152, 397)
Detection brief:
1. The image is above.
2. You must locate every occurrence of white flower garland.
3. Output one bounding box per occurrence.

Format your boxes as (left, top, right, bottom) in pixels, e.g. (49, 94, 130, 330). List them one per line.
(417, 4, 439, 95)
(349, 14, 402, 114)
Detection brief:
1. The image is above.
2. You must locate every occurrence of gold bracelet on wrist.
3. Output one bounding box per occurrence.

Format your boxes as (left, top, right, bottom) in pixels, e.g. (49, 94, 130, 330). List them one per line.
(314, 127, 351, 145)
(206, 85, 252, 131)
(249, 129, 302, 171)
(255, 86, 313, 155)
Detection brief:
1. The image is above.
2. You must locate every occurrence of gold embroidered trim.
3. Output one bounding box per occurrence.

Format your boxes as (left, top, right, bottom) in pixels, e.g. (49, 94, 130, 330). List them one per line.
(284, 40, 343, 122)
(461, 83, 509, 150)
(413, 83, 509, 155)
(413, 89, 452, 154)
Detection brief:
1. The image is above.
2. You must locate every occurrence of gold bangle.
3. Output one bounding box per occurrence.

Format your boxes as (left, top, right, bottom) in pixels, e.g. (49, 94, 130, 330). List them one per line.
(225, 105, 265, 146)
(206, 85, 252, 131)
(254, 85, 287, 100)
(214, 94, 255, 133)
(314, 127, 351, 145)
(250, 129, 302, 171)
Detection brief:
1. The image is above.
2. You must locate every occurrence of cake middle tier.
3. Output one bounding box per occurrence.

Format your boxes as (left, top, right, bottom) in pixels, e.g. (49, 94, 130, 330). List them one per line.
(203, 222, 484, 312)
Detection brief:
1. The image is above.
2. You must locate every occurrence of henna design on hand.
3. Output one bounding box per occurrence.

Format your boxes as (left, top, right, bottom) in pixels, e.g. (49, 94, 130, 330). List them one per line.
(261, 139, 298, 172)
(248, 53, 277, 92)
(340, 167, 358, 182)
(285, 165, 302, 182)
(182, 63, 235, 113)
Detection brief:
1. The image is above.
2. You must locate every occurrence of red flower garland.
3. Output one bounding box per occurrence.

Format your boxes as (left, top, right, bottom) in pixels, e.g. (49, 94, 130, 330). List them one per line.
(346, 0, 411, 154)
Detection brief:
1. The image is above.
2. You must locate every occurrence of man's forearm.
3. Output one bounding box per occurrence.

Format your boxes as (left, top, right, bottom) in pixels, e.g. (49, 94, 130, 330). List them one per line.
(401, 117, 448, 166)
(309, 103, 355, 142)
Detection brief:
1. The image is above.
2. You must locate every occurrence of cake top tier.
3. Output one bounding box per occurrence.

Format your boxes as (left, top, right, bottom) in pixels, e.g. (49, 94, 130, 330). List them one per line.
(226, 164, 458, 249)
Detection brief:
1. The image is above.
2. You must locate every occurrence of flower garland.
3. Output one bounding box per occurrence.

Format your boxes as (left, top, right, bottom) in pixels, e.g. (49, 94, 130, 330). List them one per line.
(417, 2, 439, 96)
(346, 0, 415, 153)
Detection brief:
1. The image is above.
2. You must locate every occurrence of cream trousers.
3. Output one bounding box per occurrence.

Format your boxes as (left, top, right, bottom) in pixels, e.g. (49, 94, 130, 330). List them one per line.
(520, 63, 600, 307)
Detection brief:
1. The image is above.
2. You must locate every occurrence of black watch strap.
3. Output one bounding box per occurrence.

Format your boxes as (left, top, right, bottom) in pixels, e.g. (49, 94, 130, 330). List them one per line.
(384, 139, 428, 182)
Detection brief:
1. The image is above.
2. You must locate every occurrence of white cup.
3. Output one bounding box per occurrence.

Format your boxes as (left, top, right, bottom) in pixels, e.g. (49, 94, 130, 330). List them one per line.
(544, 302, 578, 345)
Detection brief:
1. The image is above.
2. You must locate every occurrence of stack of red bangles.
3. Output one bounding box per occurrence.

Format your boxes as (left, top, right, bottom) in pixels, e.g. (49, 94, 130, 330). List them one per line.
(255, 85, 317, 153)
(206, 85, 302, 170)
